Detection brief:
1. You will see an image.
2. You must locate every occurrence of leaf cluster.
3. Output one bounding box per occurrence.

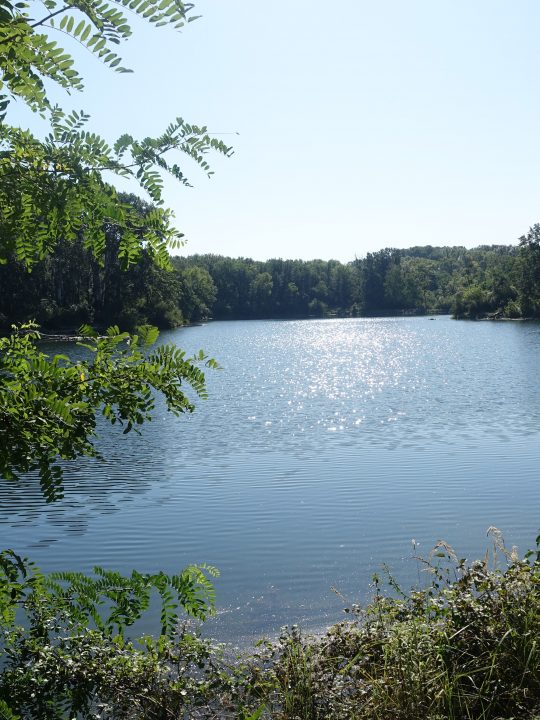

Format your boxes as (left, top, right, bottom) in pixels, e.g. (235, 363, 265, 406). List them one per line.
(0, 549, 223, 718)
(0, 0, 196, 118)
(0, 0, 235, 482)
(2, 535, 539, 719)
(0, 110, 232, 269)
(0, 322, 219, 499)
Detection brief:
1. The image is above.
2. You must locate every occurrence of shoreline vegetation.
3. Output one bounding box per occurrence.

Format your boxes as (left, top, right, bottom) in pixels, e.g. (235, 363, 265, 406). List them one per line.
(2, 208, 540, 333)
(1, 529, 539, 719)
(5, 312, 538, 344)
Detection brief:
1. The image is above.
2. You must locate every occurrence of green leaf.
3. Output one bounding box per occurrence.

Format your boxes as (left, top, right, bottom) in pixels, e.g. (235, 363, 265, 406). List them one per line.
(74, 19, 85, 37)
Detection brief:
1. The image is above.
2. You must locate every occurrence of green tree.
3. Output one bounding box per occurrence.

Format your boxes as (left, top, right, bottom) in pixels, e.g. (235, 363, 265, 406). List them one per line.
(179, 265, 217, 322)
(518, 224, 540, 317)
(0, 549, 220, 717)
(0, 0, 231, 490)
(249, 271, 273, 315)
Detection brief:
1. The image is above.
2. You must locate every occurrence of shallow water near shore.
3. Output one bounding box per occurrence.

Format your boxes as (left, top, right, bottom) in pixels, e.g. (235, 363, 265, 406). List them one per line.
(1, 316, 539, 644)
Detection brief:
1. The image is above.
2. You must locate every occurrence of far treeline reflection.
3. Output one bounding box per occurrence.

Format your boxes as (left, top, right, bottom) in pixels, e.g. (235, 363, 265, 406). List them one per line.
(2, 197, 540, 330)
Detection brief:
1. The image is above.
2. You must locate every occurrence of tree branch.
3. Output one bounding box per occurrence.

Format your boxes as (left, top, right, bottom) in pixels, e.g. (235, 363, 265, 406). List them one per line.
(30, 8, 68, 29)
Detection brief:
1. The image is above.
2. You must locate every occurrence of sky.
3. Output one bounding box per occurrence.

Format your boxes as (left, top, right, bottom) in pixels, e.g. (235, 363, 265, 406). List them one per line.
(10, 0, 540, 261)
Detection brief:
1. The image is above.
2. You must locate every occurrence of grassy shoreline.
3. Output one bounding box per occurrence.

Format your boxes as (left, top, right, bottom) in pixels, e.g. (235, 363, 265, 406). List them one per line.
(1, 530, 539, 719)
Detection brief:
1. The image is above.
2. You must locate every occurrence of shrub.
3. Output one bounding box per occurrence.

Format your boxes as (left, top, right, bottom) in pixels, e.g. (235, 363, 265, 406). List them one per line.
(251, 530, 540, 719)
(503, 300, 522, 318)
(1, 532, 539, 719)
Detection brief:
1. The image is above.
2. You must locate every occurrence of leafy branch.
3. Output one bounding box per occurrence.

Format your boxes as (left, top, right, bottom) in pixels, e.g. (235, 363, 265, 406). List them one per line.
(0, 0, 234, 489)
(0, 549, 219, 638)
(0, 322, 219, 500)
(0, 0, 198, 117)
(0, 111, 232, 269)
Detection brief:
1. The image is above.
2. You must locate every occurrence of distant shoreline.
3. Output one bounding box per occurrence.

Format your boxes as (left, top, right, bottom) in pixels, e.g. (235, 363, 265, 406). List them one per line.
(4, 312, 539, 341)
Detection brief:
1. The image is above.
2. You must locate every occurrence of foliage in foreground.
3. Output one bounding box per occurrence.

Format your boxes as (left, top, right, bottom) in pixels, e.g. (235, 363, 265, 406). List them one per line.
(0, 0, 232, 488)
(1, 531, 539, 719)
(0, 549, 220, 719)
(0, 323, 218, 499)
(254, 530, 540, 720)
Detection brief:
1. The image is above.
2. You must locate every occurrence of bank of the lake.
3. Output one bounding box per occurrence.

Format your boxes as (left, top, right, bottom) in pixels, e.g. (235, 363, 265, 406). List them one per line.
(3, 534, 539, 719)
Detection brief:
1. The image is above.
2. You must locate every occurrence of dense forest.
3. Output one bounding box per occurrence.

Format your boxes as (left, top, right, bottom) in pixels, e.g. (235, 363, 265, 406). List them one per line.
(2, 197, 540, 330)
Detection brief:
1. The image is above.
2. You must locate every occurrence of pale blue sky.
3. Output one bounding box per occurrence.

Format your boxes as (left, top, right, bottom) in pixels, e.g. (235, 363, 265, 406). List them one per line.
(11, 1, 540, 260)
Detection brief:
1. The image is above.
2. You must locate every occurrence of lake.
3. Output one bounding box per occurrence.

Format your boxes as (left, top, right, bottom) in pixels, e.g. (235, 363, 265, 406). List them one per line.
(1, 316, 539, 644)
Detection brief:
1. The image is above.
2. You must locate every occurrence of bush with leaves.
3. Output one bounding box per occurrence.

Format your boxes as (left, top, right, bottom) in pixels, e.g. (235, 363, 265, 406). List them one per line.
(0, 549, 225, 719)
(1, 533, 539, 719)
(244, 530, 540, 720)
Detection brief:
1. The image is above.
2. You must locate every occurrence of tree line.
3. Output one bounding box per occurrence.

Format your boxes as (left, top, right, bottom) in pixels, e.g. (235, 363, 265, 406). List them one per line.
(2, 214, 540, 330)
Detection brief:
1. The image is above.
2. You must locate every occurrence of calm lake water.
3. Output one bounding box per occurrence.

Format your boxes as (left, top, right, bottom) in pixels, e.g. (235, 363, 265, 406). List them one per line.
(1, 316, 540, 643)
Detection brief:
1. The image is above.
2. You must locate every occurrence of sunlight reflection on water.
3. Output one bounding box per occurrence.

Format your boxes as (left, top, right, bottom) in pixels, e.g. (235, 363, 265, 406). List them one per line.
(1, 316, 540, 642)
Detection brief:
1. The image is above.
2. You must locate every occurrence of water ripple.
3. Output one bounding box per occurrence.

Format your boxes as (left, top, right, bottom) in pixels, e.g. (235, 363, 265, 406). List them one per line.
(1, 316, 539, 641)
